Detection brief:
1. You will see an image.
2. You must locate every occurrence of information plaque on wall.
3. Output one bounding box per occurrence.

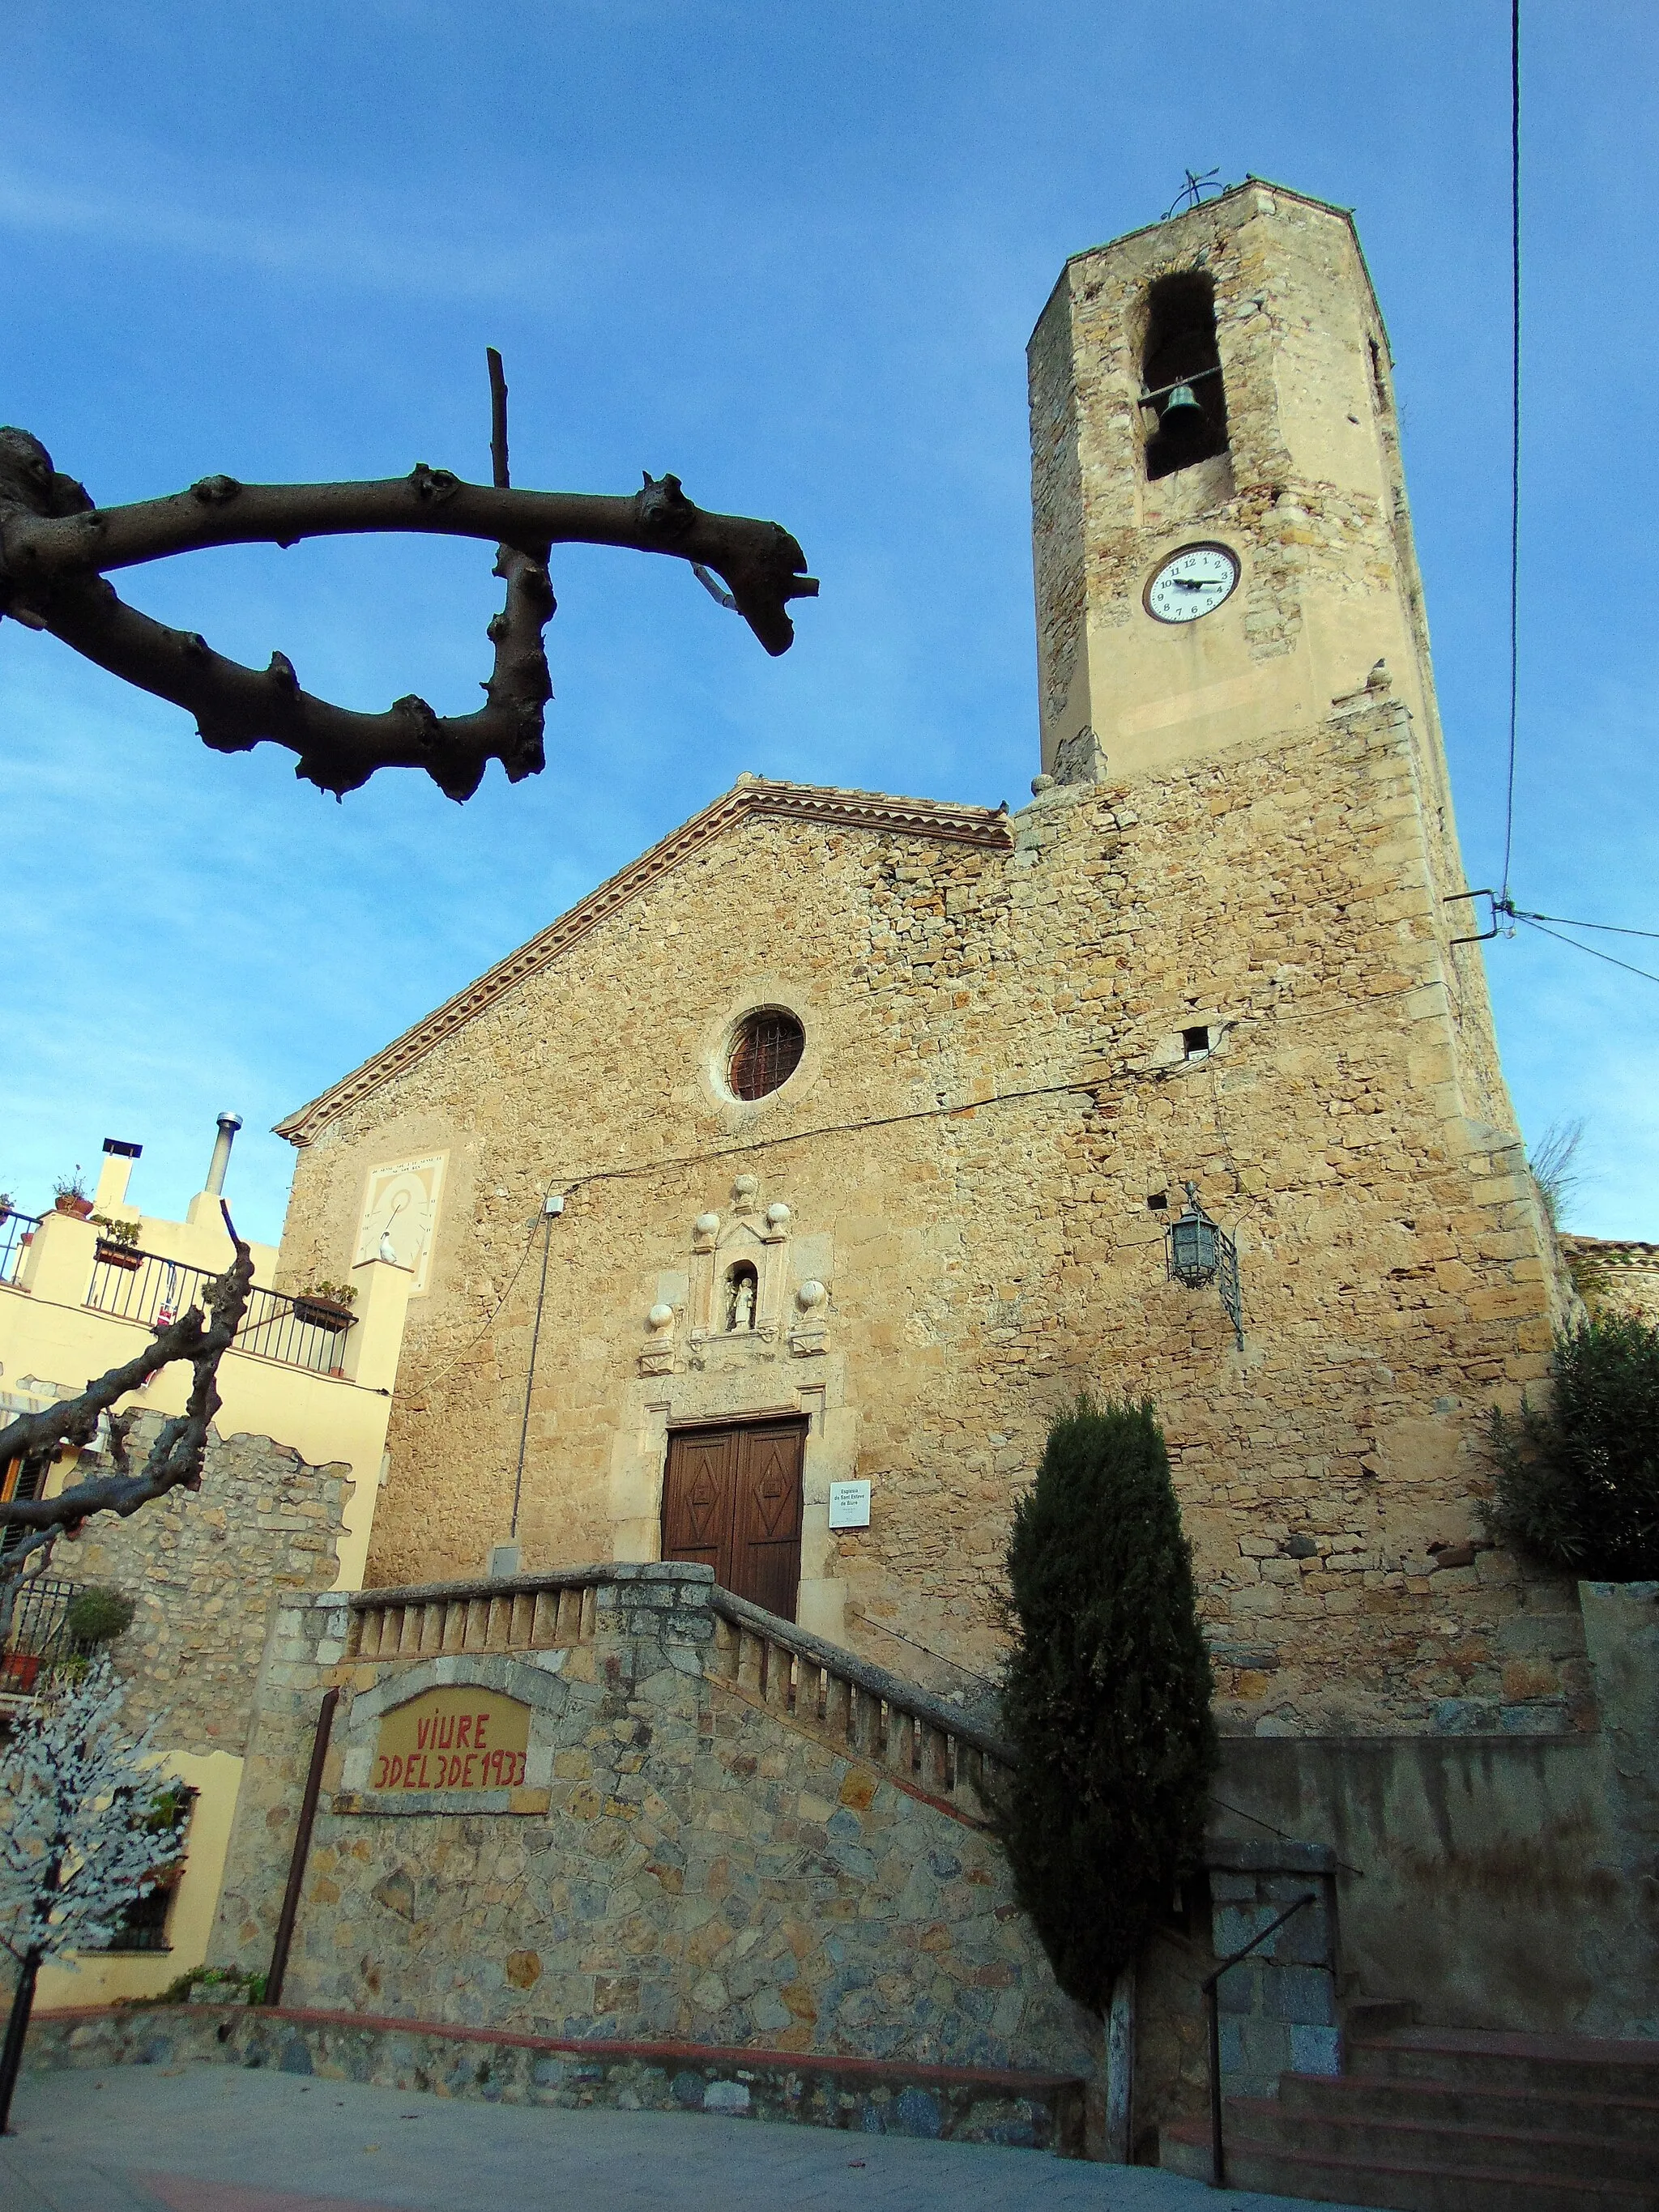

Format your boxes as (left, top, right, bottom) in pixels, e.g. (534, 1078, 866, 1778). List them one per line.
(828, 1479, 872, 1530)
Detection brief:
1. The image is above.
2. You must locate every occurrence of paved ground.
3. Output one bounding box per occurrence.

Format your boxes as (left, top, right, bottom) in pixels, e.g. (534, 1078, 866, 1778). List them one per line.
(2, 2064, 1372, 2212)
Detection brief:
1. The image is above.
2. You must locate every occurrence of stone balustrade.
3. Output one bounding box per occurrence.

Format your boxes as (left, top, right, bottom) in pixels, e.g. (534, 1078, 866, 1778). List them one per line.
(708, 1586, 1011, 1821)
(346, 1565, 609, 1661)
(344, 1565, 1011, 1825)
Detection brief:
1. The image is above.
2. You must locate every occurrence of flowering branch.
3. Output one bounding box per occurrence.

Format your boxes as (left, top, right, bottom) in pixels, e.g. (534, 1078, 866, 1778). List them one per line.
(0, 1664, 187, 2129)
(0, 1663, 184, 1964)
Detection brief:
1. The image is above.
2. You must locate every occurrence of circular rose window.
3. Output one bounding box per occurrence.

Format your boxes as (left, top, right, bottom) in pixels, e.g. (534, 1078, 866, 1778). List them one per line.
(727, 1008, 805, 1101)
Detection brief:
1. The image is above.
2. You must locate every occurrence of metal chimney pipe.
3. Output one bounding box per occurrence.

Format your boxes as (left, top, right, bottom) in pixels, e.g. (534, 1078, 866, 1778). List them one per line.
(204, 1113, 243, 1197)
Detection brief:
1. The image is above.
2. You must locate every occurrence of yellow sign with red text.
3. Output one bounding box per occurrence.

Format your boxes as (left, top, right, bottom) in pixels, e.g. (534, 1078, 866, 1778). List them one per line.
(371, 1687, 530, 1796)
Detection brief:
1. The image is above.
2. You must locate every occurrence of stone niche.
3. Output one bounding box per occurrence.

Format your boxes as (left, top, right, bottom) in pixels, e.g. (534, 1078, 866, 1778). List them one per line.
(611, 1175, 854, 1641)
(637, 1172, 829, 1377)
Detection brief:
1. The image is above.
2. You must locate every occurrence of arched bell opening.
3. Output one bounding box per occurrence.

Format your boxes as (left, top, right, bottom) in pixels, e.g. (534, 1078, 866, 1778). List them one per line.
(1142, 271, 1229, 481)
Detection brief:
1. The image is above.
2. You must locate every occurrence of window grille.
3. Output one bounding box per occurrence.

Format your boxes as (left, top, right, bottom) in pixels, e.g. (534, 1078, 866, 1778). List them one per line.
(727, 1009, 805, 1101)
(99, 1785, 195, 1954)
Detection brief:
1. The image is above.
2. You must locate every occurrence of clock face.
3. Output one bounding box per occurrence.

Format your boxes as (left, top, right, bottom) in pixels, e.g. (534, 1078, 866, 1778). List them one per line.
(1145, 543, 1240, 624)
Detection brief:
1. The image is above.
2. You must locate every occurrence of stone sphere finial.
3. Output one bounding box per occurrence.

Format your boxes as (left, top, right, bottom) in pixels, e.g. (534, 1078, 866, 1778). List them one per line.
(796, 1280, 827, 1311)
(647, 1303, 675, 1331)
(766, 1202, 792, 1229)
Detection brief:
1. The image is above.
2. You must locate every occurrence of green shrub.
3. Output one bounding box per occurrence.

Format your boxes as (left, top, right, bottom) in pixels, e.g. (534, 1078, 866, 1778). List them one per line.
(993, 1397, 1216, 2014)
(65, 1585, 137, 1645)
(1486, 1314, 1659, 1581)
(144, 1965, 267, 2006)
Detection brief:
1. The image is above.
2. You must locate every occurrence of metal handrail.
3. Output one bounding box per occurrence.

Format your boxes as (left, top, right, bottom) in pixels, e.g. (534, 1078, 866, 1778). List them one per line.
(1201, 1890, 1318, 2189)
(0, 1575, 84, 1688)
(0, 1211, 41, 1289)
(83, 1244, 356, 1374)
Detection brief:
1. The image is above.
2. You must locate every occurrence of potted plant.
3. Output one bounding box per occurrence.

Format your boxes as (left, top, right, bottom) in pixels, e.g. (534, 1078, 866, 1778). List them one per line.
(92, 1214, 143, 1270)
(157, 1963, 265, 2007)
(51, 1169, 93, 1220)
(291, 1277, 358, 1332)
(66, 1585, 138, 1647)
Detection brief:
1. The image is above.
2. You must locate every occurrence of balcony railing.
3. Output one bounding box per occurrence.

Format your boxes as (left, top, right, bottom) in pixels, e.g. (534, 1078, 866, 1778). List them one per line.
(0, 1575, 84, 1695)
(84, 1247, 356, 1375)
(0, 1209, 41, 1289)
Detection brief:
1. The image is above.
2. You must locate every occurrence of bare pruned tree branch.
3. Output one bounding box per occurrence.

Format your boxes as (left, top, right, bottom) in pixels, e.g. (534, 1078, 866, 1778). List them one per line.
(0, 411, 817, 800)
(0, 1206, 254, 1610)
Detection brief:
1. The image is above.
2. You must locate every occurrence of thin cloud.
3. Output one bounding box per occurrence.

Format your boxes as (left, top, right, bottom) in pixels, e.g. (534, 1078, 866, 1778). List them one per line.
(0, 164, 615, 304)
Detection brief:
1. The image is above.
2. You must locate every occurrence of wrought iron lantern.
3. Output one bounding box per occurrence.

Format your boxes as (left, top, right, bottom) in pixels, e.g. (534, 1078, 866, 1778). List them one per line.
(1166, 1182, 1243, 1349)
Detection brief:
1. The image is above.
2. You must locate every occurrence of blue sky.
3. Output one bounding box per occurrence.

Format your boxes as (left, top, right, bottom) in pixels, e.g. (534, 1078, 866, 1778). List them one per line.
(2, 1, 1655, 1244)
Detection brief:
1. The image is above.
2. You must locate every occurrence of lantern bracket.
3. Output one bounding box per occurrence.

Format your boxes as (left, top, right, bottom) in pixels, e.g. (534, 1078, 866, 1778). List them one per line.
(1165, 1181, 1243, 1351)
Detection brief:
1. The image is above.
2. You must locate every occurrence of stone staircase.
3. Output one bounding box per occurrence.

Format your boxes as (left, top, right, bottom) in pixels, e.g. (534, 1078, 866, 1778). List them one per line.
(1162, 2019, 1659, 2210)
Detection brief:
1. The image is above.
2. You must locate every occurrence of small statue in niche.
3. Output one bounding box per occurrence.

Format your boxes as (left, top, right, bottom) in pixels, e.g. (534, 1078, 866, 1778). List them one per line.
(725, 1261, 758, 1332)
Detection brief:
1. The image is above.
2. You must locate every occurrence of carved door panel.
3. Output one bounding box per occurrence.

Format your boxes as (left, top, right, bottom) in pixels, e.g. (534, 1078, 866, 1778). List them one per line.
(660, 1429, 734, 1583)
(733, 1422, 805, 1622)
(661, 1419, 804, 1620)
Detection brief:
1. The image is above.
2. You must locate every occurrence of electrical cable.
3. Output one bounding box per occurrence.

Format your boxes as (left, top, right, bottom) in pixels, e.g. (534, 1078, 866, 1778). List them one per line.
(1513, 914, 1659, 989)
(1505, 906, 1659, 943)
(847, 1609, 1003, 1692)
(1499, 0, 1522, 903)
(508, 1206, 556, 1539)
(412, 975, 1456, 1396)
(419, 1202, 549, 1393)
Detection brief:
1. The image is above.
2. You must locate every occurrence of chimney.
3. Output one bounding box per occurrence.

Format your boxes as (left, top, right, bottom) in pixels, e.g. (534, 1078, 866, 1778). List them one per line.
(94, 1138, 143, 1214)
(204, 1114, 243, 1197)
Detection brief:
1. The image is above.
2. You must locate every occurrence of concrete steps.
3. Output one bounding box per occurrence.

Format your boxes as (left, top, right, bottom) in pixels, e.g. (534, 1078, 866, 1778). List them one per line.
(1162, 2025, 1659, 2211)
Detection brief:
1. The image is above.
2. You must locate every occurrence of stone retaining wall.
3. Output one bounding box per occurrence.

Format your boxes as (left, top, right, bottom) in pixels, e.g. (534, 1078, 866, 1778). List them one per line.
(23, 2001, 1085, 2154)
(207, 1566, 1100, 2103)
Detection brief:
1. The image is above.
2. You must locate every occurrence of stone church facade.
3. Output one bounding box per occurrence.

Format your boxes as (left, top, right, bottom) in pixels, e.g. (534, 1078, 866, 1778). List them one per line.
(271, 180, 1577, 1745)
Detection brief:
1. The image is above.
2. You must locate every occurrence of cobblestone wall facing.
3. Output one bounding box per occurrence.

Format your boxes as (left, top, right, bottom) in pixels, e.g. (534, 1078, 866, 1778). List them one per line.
(1562, 1238, 1659, 1329)
(209, 1572, 1100, 2092)
(66, 1412, 353, 1757)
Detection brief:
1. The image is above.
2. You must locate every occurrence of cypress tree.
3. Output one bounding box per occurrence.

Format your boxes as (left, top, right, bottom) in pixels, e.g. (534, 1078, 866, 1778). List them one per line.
(995, 1397, 1216, 2014)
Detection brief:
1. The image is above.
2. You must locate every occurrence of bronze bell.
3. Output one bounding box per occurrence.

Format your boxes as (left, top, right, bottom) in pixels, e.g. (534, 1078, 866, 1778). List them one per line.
(1160, 381, 1205, 433)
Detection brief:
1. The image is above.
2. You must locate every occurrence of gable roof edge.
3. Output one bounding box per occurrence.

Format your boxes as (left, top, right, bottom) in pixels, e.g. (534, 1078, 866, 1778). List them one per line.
(274, 777, 1013, 1146)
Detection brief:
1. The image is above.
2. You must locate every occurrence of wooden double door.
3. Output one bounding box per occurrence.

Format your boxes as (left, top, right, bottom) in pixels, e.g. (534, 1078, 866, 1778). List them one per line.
(660, 1417, 805, 1620)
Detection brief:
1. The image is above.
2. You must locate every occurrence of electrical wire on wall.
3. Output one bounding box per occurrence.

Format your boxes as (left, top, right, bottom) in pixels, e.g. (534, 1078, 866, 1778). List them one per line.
(508, 1196, 561, 1541)
(1499, 0, 1522, 909)
(1447, 2, 1659, 991)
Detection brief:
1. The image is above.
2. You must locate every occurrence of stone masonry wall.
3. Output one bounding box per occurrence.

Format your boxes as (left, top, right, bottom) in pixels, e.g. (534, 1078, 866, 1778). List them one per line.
(275, 714, 1572, 1740)
(1563, 1238, 1659, 1329)
(66, 1411, 353, 1756)
(209, 1570, 1098, 2086)
(1026, 184, 1515, 1144)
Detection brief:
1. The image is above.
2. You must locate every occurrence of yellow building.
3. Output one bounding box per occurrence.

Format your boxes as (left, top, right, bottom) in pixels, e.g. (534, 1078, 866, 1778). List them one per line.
(1, 1123, 413, 2005)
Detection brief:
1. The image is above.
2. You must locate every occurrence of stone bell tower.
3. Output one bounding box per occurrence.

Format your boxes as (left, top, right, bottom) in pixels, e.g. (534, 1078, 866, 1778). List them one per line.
(1028, 178, 1446, 795)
